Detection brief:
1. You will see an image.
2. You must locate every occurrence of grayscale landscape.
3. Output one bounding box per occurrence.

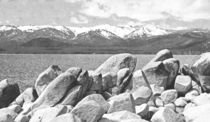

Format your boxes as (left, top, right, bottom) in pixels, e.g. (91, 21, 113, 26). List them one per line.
(0, 0, 210, 122)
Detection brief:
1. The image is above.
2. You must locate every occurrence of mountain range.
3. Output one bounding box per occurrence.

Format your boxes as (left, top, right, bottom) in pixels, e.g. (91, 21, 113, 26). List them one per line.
(0, 24, 210, 54)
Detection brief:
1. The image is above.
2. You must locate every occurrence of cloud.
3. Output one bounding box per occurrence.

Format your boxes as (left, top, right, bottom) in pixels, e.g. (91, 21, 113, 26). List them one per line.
(79, 0, 210, 21)
(70, 15, 88, 24)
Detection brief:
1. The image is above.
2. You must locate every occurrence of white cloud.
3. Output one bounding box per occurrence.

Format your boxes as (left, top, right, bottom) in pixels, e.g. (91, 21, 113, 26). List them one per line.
(70, 15, 88, 24)
(79, 0, 210, 21)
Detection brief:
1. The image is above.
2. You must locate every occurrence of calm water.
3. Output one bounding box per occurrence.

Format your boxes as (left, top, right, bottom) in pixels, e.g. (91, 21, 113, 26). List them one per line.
(0, 54, 199, 91)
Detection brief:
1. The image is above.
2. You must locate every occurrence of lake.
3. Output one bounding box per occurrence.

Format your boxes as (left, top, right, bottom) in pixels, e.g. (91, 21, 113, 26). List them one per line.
(0, 54, 199, 91)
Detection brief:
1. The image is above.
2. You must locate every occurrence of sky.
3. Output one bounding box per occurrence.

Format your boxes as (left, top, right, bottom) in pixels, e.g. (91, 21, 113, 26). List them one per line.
(0, 0, 210, 29)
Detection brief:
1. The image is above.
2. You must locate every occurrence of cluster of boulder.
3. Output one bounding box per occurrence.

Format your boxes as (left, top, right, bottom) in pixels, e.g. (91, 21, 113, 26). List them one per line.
(1, 49, 210, 122)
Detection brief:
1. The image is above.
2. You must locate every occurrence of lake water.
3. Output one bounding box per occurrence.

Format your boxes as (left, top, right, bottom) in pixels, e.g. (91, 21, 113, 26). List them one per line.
(0, 54, 199, 91)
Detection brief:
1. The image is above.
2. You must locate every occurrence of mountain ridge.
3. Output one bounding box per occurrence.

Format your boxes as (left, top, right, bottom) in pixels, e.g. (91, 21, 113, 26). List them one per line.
(0, 24, 210, 54)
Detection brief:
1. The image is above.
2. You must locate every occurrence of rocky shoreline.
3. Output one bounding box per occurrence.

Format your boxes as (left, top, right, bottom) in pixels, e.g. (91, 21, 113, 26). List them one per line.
(0, 49, 209, 122)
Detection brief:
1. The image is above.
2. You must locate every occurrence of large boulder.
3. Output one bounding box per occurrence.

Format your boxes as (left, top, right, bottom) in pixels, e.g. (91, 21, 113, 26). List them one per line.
(102, 72, 113, 92)
(0, 114, 14, 122)
(95, 53, 137, 85)
(149, 49, 173, 63)
(151, 107, 179, 122)
(22, 72, 77, 114)
(192, 93, 210, 106)
(59, 85, 83, 106)
(0, 79, 20, 108)
(116, 68, 133, 94)
(76, 94, 109, 113)
(131, 86, 152, 106)
(29, 105, 68, 122)
(192, 52, 210, 92)
(49, 113, 82, 122)
(65, 67, 82, 78)
(0, 105, 22, 119)
(35, 65, 61, 96)
(163, 58, 180, 88)
(12, 87, 38, 107)
(89, 72, 102, 93)
(108, 93, 135, 113)
(99, 110, 148, 122)
(142, 61, 170, 89)
(174, 75, 192, 95)
(183, 104, 210, 122)
(71, 100, 104, 122)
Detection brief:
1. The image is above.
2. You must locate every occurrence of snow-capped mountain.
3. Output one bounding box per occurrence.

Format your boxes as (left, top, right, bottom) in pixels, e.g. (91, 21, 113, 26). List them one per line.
(125, 24, 171, 39)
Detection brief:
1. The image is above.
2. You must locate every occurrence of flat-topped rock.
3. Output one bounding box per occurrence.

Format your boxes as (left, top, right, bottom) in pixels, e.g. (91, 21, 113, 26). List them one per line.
(108, 93, 135, 113)
(174, 75, 192, 95)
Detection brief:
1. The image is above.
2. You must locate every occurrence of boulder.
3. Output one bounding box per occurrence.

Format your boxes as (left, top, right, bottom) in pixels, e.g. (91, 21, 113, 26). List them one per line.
(12, 87, 38, 107)
(65, 67, 82, 78)
(0, 114, 14, 122)
(94, 53, 137, 79)
(164, 103, 176, 111)
(136, 103, 149, 118)
(35, 65, 61, 96)
(108, 93, 135, 113)
(77, 70, 92, 96)
(151, 107, 178, 122)
(132, 86, 152, 105)
(29, 105, 68, 122)
(0, 105, 22, 119)
(49, 113, 82, 122)
(71, 100, 104, 122)
(142, 61, 170, 89)
(0, 79, 20, 108)
(102, 72, 113, 91)
(161, 89, 178, 104)
(76, 94, 109, 113)
(183, 104, 210, 122)
(192, 93, 210, 106)
(89, 72, 103, 93)
(116, 68, 133, 94)
(59, 85, 83, 106)
(23, 72, 77, 114)
(180, 64, 199, 82)
(149, 49, 173, 63)
(192, 52, 210, 92)
(15, 114, 29, 122)
(185, 89, 199, 101)
(99, 110, 147, 122)
(174, 97, 187, 107)
(163, 58, 180, 88)
(174, 75, 192, 95)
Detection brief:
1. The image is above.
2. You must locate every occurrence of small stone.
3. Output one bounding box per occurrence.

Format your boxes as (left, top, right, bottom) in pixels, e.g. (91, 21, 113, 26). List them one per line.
(150, 84, 164, 96)
(164, 103, 176, 111)
(161, 89, 178, 104)
(154, 96, 164, 107)
(132, 86, 152, 105)
(174, 97, 187, 107)
(176, 106, 184, 113)
(184, 103, 196, 111)
(108, 93, 135, 113)
(174, 75, 192, 95)
(185, 90, 199, 101)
